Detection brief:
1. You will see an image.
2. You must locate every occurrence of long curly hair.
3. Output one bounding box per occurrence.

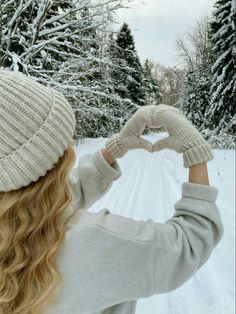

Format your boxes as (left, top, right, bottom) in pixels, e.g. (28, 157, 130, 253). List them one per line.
(0, 141, 77, 314)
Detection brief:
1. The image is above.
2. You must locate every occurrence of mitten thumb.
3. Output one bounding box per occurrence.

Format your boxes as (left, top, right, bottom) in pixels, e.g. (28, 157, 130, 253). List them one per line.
(130, 137, 154, 153)
(153, 136, 179, 152)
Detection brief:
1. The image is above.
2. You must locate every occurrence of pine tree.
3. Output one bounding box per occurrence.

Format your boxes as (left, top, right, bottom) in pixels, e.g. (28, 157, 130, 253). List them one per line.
(142, 59, 162, 105)
(113, 23, 146, 107)
(180, 69, 212, 130)
(207, 0, 236, 135)
(108, 32, 137, 120)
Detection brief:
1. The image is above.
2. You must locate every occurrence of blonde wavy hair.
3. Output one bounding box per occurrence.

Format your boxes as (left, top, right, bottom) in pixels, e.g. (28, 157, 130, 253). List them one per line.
(0, 141, 77, 314)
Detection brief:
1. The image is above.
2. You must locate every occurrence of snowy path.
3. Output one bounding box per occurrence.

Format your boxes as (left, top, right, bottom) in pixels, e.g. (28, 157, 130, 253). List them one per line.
(74, 133, 235, 314)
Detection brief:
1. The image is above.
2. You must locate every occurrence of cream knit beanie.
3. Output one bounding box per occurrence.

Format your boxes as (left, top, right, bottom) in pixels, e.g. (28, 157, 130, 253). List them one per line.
(0, 69, 76, 192)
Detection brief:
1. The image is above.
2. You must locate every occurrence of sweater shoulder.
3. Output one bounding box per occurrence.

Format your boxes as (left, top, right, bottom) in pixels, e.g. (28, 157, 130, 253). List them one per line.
(67, 207, 158, 244)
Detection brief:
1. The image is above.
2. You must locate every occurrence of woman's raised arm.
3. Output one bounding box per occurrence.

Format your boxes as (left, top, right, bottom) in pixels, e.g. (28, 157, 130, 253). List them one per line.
(189, 162, 210, 185)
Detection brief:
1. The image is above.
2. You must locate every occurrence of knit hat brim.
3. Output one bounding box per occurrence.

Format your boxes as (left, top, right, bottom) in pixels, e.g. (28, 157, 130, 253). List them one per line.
(0, 89, 76, 192)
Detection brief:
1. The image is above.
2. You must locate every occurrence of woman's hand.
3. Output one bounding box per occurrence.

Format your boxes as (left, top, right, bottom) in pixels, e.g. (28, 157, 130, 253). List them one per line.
(104, 106, 155, 160)
(148, 104, 214, 168)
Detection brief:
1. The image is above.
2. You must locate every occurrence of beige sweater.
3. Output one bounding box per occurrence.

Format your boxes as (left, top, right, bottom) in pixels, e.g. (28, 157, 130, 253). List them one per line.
(42, 148, 224, 314)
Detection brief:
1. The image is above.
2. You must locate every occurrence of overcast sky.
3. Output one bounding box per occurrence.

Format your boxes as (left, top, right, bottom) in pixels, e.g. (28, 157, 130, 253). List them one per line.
(115, 0, 216, 68)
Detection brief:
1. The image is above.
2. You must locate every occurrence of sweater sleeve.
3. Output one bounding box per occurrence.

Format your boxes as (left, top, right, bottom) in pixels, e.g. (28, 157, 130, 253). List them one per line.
(80, 181, 224, 308)
(151, 181, 224, 294)
(69, 148, 122, 211)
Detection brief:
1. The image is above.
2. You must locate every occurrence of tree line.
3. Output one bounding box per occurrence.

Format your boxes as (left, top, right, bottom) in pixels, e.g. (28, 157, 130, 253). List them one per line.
(176, 0, 235, 149)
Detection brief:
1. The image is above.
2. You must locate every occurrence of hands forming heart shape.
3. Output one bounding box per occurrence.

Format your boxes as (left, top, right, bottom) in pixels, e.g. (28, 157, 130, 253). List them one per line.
(105, 104, 214, 168)
(117, 104, 184, 154)
(107, 104, 188, 156)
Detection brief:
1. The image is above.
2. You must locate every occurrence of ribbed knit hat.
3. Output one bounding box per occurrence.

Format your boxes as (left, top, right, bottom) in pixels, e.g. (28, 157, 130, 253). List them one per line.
(0, 69, 76, 192)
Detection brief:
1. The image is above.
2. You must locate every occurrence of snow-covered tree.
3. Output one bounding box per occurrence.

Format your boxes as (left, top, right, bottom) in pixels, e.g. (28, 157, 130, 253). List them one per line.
(180, 70, 212, 130)
(107, 32, 136, 121)
(206, 0, 236, 136)
(111, 22, 146, 107)
(1, 1, 92, 72)
(142, 59, 162, 105)
(176, 17, 215, 130)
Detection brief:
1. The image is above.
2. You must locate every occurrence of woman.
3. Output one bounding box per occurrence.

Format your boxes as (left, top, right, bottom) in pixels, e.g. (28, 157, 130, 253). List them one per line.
(0, 69, 224, 314)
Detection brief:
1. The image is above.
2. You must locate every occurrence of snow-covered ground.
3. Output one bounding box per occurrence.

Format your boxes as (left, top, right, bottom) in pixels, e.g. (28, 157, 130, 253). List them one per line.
(74, 133, 235, 314)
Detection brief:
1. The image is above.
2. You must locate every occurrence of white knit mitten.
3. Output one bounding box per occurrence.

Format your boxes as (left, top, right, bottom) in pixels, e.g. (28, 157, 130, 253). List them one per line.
(105, 106, 155, 160)
(148, 104, 214, 168)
